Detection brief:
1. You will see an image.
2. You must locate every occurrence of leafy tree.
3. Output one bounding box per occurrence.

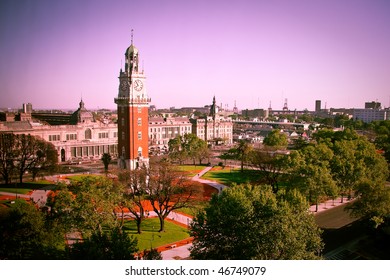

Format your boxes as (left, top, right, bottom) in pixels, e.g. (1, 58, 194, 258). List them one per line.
(146, 161, 200, 232)
(190, 184, 323, 259)
(0, 199, 65, 259)
(263, 129, 288, 149)
(142, 248, 163, 260)
(249, 148, 286, 193)
(0, 133, 58, 183)
(168, 135, 187, 164)
(226, 140, 252, 172)
(287, 144, 338, 211)
(101, 152, 112, 173)
(168, 134, 210, 165)
(347, 181, 390, 228)
(69, 227, 138, 260)
(50, 177, 123, 237)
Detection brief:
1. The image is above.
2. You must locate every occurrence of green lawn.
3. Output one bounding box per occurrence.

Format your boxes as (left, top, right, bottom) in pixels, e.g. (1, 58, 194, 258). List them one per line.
(201, 167, 263, 186)
(67, 174, 104, 183)
(123, 217, 190, 251)
(0, 187, 31, 194)
(177, 165, 207, 177)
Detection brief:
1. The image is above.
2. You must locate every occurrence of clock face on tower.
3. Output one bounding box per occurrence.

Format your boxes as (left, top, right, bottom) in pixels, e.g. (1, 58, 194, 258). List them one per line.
(134, 79, 143, 91)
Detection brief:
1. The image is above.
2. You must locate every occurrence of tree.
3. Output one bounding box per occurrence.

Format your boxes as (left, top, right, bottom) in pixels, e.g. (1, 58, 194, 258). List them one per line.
(227, 140, 252, 172)
(117, 168, 148, 234)
(190, 184, 323, 259)
(16, 134, 58, 183)
(146, 161, 200, 232)
(168, 135, 187, 164)
(287, 144, 338, 211)
(50, 176, 123, 237)
(69, 227, 138, 260)
(142, 248, 163, 260)
(0, 133, 58, 184)
(0, 133, 17, 184)
(347, 181, 390, 228)
(263, 129, 288, 149)
(0, 199, 65, 259)
(249, 148, 287, 193)
(168, 134, 210, 165)
(101, 153, 112, 173)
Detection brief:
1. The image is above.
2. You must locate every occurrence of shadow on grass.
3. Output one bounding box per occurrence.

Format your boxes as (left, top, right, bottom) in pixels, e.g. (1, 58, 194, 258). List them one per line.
(203, 168, 265, 186)
(122, 217, 190, 251)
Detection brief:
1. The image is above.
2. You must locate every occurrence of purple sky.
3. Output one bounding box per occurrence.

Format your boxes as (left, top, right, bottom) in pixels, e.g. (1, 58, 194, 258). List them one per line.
(1, 0, 389, 112)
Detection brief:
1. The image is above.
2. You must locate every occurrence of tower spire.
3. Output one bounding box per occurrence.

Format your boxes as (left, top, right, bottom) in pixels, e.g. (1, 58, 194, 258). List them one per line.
(131, 29, 134, 45)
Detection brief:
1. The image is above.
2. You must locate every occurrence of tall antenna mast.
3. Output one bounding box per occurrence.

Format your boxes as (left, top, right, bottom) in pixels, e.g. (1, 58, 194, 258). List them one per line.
(131, 29, 134, 44)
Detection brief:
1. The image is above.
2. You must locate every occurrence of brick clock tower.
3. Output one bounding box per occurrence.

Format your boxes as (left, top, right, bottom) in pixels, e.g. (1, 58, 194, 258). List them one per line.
(115, 34, 150, 170)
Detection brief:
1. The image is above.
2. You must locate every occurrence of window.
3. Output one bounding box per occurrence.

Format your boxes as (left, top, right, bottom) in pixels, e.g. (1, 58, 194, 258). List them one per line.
(113, 132, 118, 138)
(66, 134, 77, 141)
(138, 118, 142, 126)
(98, 132, 109, 139)
(122, 132, 125, 140)
(138, 132, 142, 140)
(138, 147, 142, 157)
(49, 135, 60, 141)
(138, 106, 142, 113)
(121, 118, 125, 126)
(85, 129, 92, 140)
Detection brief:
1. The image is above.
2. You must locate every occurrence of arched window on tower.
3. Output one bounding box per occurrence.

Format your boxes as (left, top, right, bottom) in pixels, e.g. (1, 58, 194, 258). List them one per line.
(138, 147, 142, 157)
(85, 129, 92, 140)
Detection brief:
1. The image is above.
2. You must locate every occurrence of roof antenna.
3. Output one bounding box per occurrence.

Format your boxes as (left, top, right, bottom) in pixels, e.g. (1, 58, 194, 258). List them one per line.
(131, 29, 134, 44)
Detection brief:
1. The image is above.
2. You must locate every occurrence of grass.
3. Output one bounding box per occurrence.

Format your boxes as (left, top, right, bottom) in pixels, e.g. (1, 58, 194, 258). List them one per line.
(0, 180, 54, 194)
(201, 166, 263, 186)
(67, 174, 104, 183)
(177, 165, 207, 177)
(123, 217, 190, 251)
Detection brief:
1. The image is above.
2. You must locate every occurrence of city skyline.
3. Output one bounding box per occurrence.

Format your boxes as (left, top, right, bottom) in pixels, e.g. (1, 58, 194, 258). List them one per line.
(1, 0, 389, 111)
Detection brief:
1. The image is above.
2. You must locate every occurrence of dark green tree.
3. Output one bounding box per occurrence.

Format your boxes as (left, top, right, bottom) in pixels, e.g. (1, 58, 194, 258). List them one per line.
(69, 227, 138, 260)
(101, 152, 112, 173)
(190, 184, 323, 260)
(0, 199, 65, 259)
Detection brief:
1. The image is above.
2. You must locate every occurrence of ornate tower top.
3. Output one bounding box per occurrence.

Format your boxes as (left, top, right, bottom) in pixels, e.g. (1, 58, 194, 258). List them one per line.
(124, 30, 140, 75)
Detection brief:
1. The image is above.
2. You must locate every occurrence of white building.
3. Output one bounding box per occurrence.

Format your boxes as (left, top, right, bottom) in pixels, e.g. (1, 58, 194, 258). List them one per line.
(0, 100, 118, 163)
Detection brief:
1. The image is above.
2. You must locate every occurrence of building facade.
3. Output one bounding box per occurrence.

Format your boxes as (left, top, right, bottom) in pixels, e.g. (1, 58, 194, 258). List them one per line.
(190, 97, 233, 145)
(148, 115, 192, 153)
(114, 36, 150, 170)
(0, 100, 118, 163)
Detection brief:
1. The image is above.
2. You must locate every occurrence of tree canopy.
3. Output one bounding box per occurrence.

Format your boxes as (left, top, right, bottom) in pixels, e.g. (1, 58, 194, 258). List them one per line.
(0, 133, 58, 183)
(190, 184, 323, 260)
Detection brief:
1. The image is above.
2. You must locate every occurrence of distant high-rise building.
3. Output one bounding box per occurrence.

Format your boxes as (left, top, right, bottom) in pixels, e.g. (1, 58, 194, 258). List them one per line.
(22, 103, 32, 114)
(365, 101, 381, 109)
(115, 31, 150, 170)
(315, 100, 321, 112)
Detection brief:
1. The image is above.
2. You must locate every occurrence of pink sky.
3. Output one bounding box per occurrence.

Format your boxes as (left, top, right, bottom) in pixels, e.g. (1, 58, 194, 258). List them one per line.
(1, 0, 389, 111)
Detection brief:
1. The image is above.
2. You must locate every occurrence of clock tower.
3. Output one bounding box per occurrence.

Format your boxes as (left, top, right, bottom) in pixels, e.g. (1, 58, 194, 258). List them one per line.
(115, 32, 150, 170)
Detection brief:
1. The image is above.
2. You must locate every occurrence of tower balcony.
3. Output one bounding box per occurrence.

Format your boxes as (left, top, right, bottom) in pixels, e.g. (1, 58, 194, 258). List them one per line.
(115, 96, 151, 105)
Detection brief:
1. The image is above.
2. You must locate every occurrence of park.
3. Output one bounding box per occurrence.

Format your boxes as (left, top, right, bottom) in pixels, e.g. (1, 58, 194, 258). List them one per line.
(1, 127, 390, 259)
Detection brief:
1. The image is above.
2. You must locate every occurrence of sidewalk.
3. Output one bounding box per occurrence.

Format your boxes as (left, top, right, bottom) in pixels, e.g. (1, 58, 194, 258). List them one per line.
(309, 197, 355, 214)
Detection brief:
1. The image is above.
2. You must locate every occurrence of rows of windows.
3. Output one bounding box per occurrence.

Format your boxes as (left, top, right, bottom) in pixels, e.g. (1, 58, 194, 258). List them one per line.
(98, 132, 109, 139)
(66, 134, 77, 141)
(49, 135, 60, 141)
(70, 144, 117, 158)
(49, 130, 117, 142)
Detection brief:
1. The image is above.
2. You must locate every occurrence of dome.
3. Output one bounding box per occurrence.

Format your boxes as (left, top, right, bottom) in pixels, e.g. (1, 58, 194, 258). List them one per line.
(125, 44, 138, 56)
(70, 99, 95, 124)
